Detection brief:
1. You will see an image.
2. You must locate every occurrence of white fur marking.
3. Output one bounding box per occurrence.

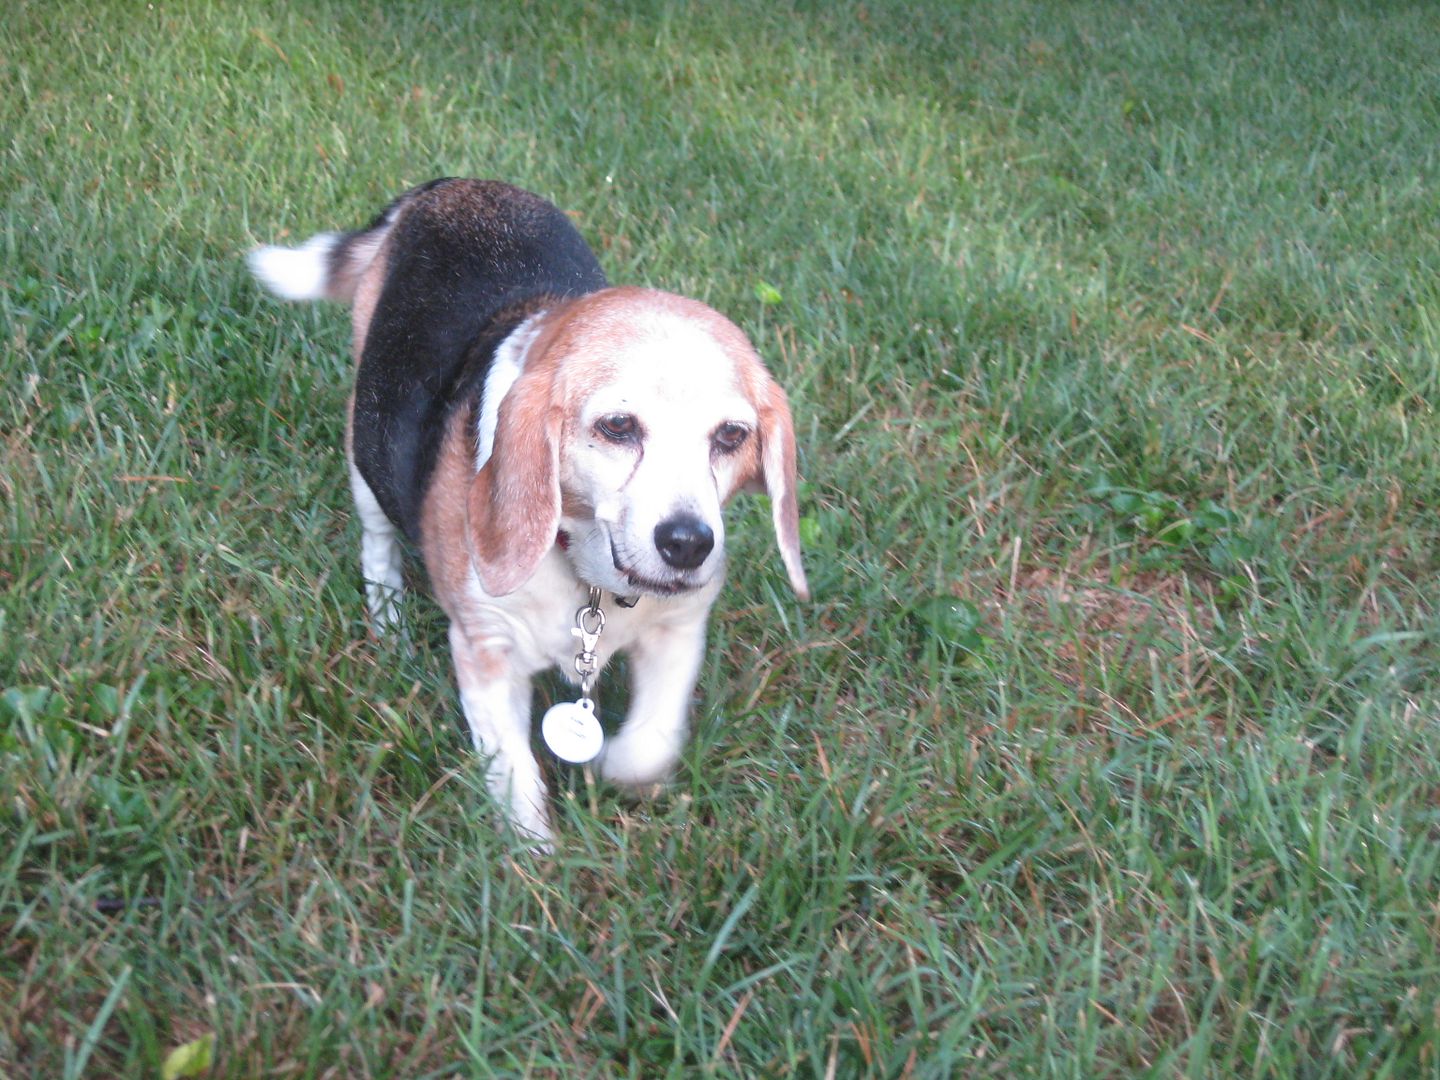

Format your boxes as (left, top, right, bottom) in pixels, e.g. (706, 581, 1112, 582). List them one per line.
(598, 617, 708, 787)
(450, 620, 554, 846)
(475, 315, 543, 472)
(349, 461, 404, 630)
(247, 232, 341, 301)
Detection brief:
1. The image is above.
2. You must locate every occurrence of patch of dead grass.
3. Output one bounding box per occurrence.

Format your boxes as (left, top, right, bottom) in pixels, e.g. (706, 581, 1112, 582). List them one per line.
(977, 555, 1228, 732)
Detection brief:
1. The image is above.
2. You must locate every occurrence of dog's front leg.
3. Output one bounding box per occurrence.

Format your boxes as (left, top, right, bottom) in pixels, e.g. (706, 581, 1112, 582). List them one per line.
(599, 614, 709, 788)
(447, 622, 551, 845)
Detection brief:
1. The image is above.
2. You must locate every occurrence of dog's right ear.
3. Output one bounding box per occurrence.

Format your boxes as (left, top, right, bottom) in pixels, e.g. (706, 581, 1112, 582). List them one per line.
(467, 367, 562, 596)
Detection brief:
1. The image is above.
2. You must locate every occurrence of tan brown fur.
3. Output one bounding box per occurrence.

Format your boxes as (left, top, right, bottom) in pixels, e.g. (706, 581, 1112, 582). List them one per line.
(466, 374, 563, 597)
(349, 238, 391, 367)
(420, 406, 482, 622)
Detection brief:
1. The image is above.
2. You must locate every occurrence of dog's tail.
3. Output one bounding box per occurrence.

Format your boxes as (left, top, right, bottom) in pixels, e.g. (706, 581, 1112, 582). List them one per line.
(246, 178, 451, 303)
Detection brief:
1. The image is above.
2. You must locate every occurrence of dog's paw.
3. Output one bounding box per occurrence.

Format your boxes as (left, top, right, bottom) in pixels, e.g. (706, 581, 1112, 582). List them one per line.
(596, 731, 681, 789)
(505, 806, 554, 854)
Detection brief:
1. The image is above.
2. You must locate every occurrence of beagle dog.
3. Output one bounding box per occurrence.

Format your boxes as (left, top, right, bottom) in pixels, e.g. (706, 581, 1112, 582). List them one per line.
(248, 178, 808, 844)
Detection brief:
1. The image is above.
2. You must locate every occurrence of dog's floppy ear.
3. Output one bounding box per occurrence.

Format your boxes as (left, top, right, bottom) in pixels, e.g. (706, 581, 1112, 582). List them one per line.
(467, 367, 561, 596)
(757, 379, 810, 601)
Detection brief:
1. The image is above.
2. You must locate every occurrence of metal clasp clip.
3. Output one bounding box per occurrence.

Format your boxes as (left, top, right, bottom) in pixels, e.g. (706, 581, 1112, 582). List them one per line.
(571, 587, 606, 692)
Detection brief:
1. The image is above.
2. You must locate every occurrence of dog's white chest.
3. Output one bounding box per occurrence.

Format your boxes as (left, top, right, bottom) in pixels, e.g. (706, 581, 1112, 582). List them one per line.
(463, 548, 713, 681)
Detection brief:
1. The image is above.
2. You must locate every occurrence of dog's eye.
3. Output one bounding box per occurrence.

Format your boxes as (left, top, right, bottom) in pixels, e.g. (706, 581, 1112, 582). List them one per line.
(596, 414, 638, 442)
(713, 422, 750, 453)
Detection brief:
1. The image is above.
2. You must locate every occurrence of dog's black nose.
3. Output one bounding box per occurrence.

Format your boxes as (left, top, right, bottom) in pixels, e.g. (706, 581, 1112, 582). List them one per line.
(654, 514, 714, 570)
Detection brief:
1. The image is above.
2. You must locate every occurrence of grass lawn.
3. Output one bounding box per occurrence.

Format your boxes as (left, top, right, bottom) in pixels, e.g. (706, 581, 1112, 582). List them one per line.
(5, 0, 1440, 1075)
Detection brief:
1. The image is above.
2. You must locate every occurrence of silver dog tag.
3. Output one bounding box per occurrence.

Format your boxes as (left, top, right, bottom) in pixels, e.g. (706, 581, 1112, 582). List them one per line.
(541, 698, 604, 764)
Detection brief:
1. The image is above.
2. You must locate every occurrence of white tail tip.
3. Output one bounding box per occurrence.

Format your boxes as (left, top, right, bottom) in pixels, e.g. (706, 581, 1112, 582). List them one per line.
(246, 232, 340, 301)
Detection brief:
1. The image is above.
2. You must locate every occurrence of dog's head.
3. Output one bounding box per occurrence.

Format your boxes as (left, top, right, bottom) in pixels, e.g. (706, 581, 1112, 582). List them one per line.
(467, 287, 809, 602)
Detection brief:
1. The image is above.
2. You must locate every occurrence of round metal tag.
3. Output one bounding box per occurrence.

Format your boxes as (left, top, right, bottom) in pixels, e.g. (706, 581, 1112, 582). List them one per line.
(541, 698, 604, 764)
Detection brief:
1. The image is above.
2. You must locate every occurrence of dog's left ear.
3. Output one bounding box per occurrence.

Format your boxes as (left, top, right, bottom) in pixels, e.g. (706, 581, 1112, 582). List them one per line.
(467, 367, 561, 596)
(756, 379, 810, 601)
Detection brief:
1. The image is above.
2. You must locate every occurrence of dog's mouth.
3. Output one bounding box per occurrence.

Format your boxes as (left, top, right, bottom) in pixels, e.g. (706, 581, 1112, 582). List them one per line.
(609, 538, 702, 596)
(621, 571, 692, 596)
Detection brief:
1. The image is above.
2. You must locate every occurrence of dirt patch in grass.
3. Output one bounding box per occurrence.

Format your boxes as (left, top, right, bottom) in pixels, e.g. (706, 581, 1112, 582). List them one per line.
(983, 557, 1227, 732)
